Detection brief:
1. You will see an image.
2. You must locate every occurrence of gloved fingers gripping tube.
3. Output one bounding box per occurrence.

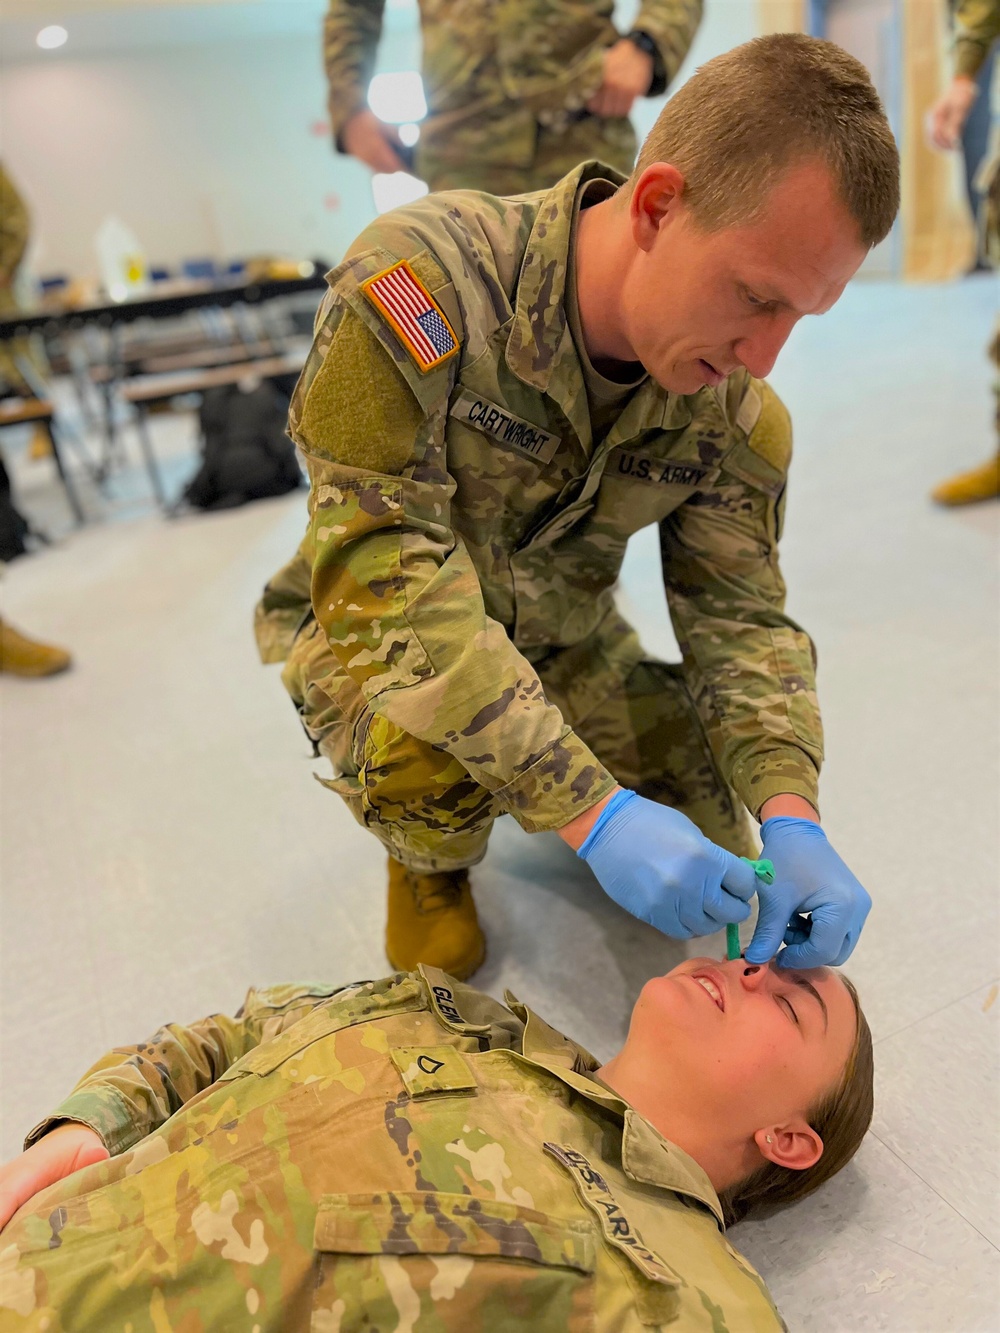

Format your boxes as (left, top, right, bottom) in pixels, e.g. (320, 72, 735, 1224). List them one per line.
(578, 792, 769, 941)
(726, 858, 775, 960)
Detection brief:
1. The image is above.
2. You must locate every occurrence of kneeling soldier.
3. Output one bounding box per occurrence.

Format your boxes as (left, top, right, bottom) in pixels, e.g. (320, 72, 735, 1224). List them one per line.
(256, 35, 898, 979)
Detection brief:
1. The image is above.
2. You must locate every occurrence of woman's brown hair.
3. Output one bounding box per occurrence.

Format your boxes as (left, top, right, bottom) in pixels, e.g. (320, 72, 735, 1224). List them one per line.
(719, 976, 873, 1226)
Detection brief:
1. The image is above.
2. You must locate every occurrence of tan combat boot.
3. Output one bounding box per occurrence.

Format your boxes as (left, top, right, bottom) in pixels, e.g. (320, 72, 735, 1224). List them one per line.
(0, 618, 72, 676)
(385, 858, 486, 980)
(931, 451, 1000, 506)
(28, 424, 53, 460)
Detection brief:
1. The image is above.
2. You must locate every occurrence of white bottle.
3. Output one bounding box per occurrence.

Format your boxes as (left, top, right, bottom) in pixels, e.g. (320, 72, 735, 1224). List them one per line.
(95, 215, 149, 302)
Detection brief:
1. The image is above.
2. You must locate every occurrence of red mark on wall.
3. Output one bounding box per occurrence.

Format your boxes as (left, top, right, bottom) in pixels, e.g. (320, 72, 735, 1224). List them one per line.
(324, 194, 341, 212)
(311, 119, 331, 137)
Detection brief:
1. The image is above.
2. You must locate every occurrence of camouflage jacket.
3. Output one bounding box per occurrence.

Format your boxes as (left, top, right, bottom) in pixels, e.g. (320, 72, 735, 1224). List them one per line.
(952, 0, 1000, 78)
(6, 968, 786, 1331)
(255, 163, 823, 830)
(0, 164, 30, 288)
(324, 0, 702, 144)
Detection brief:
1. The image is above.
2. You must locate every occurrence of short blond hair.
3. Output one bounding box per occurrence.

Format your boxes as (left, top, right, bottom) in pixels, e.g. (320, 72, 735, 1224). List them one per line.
(626, 33, 899, 248)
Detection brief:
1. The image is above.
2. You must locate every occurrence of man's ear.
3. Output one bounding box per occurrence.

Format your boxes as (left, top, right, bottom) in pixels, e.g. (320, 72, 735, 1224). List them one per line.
(630, 163, 686, 252)
(754, 1119, 823, 1172)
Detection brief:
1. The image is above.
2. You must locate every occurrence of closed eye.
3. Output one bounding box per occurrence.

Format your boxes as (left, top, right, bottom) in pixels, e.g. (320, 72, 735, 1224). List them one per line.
(743, 287, 777, 313)
(778, 994, 800, 1026)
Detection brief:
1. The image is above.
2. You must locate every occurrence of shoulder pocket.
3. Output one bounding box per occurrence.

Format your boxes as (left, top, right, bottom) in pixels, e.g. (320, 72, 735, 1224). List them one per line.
(219, 978, 428, 1081)
(311, 1191, 595, 1332)
(721, 381, 791, 499)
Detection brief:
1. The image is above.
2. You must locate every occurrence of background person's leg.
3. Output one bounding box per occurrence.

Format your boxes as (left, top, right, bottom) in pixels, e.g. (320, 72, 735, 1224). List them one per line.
(529, 113, 637, 190)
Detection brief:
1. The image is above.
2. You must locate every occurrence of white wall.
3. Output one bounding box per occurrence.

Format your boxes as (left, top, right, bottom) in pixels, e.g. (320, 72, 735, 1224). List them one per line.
(0, 0, 758, 281)
(0, 23, 416, 278)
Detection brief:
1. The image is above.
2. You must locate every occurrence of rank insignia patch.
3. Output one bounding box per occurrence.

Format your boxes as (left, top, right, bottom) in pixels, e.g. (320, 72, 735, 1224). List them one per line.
(362, 260, 459, 372)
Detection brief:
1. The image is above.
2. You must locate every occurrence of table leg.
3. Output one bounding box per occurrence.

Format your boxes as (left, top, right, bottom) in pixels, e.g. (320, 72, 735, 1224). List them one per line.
(47, 421, 86, 525)
(133, 404, 167, 509)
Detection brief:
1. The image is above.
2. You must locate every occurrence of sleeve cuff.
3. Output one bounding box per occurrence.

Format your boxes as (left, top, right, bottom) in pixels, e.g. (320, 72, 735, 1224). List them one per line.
(954, 39, 986, 79)
(24, 1088, 147, 1157)
(731, 748, 820, 822)
(492, 732, 618, 834)
(329, 97, 367, 153)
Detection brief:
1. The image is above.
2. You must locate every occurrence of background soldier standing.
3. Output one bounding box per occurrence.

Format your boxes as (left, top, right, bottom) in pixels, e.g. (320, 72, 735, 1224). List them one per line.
(0, 162, 72, 679)
(927, 0, 1000, 505)
(258, 36, 896, 982)
(324, 0, 703, 193)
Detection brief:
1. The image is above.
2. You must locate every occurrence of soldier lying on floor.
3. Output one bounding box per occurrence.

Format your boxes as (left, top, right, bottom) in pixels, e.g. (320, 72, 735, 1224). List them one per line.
(0, 955, 871, 1331)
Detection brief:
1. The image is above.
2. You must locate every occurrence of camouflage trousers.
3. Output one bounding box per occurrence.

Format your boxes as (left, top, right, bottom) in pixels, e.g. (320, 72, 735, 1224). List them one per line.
(283, 618, 755, 873)
(415, 110, 636, 196)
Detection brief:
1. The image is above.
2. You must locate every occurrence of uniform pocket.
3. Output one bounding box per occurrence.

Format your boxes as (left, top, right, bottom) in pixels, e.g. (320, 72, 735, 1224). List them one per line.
(218, 982, 428, 1081)
(311, 1191, 596, 1331)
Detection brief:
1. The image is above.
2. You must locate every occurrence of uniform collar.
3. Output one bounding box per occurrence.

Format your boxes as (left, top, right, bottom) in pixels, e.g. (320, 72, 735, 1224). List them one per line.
(505, 161, 695, 448)
(504, 990, 725, 1227)
(505, 161, 623, 453)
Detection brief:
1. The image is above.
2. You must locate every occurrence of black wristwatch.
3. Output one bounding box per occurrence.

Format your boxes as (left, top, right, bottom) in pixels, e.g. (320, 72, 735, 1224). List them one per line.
(626, 30, 667, 97)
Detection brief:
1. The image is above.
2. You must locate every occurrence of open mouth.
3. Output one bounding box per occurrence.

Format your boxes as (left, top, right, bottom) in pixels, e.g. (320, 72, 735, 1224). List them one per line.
(691, 972, 725, 1012)
(698, 359, 724, 387)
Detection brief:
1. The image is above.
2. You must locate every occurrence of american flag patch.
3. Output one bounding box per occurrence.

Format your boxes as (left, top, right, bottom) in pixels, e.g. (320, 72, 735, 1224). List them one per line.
(361, 260, 459, 373)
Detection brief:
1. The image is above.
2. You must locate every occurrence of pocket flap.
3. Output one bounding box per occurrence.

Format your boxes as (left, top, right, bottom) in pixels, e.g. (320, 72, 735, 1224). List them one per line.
(218, 980, 428, 1079)
(313, 1192, 595, 1274)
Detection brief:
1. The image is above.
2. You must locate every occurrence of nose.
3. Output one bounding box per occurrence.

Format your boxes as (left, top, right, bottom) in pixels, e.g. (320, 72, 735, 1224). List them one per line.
(739, 964, 772, 993)
(734, 314, 797, 379)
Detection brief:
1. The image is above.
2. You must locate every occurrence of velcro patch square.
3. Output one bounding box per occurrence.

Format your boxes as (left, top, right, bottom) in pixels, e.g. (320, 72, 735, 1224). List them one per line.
(391, 1045, 478, 1097)
(362, 260, 459, 373)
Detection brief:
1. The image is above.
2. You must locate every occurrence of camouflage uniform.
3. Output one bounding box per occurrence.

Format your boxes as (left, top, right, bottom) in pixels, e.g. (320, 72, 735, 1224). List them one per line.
(257, 163, 822, 872)
(955, 0, 1000, 260)
(953, 0, 1000, 81)
(324, 0, 702, 192)
(0, 164, 41, 397)
(958, 4, 1000, 433)
(1, 968, 786, 1330)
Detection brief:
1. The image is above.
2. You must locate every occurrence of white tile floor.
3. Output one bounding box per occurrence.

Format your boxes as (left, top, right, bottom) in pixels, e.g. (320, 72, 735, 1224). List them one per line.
(1, 273, 998, 1331)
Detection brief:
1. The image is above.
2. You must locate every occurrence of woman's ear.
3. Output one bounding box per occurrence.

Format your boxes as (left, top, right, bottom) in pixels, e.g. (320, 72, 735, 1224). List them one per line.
(754, 1120, 823, 1172)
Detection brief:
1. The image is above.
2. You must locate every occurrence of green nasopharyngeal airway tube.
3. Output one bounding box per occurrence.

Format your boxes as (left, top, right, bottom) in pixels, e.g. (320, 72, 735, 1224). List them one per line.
(727, 858, 775, 960)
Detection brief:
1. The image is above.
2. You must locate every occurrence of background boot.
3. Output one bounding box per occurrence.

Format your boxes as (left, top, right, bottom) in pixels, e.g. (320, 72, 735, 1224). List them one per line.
(386, 858, 486, 980)
(931, 451, 1000, 505)
(28, 424, 53, 460)
(0, 618, 72, 676)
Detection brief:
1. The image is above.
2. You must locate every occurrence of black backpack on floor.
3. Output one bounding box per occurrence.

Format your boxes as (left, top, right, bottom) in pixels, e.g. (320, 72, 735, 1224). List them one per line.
(183, 381, 303, 511)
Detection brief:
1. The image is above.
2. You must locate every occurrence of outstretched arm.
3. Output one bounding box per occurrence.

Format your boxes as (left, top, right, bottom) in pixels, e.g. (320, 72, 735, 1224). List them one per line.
(22, 982, 339, 1157)
(662, 375, 870, 966)
(0, 983, 341, 1229)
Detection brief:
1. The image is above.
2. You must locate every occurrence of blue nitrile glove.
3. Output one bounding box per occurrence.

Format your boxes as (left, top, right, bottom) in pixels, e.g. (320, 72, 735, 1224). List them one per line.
(578, 789, 758, 938)
(747, 817, 872, 969)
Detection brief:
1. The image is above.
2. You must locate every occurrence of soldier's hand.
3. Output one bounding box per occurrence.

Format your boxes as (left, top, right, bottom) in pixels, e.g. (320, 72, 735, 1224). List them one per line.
(926, 76, 978, 151)
(0, 1122, 109, 1230)
(747, 817, 872, 970)
(586, 39, 655, 119)
(342, 109, 408, 174)
(573, 789, 758, 937)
